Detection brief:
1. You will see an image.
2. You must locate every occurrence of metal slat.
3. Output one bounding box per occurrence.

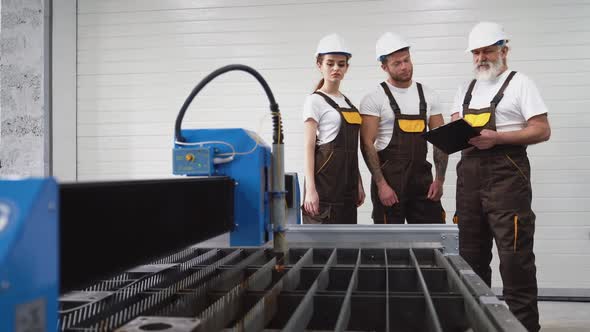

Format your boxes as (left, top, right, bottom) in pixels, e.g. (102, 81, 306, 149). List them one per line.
(282, 248, 337, 331)
(409, 248, 443, 332)
(154, 248, 271, 318)
(190, 248, 269, 331)
(247, 257, 277, 292)
(283, 248, 314, 291)
(152, 247, 197, 264)
(79, 248, 244, 331)
(231, 248, 314, 332)
(106, 250, 241, 330)
(192, 255, 275, 332)
(214, 249, 268, 291)
(179, 248, 228, 268)
(334, 249, 361, 332)
(58, 248, 222, 330)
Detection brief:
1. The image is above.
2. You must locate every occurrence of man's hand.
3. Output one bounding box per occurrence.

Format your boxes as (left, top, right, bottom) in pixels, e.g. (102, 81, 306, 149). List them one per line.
(377, 181, 399, 206)
(304, 188, 320, 216)
(357, 184, 366, 207)
(469, 129, 498, 149)
(427, 179, 444, 201)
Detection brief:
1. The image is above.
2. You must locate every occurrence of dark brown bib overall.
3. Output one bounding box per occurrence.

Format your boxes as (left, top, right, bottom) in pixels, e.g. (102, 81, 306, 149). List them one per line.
(370, 82, 445, 224)
(456, 71, 540, 332)
(302, 91, 361, 224)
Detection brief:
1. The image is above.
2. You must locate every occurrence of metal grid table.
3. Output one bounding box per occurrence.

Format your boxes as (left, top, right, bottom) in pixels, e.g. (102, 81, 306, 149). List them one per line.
(58, 245, 525, 332)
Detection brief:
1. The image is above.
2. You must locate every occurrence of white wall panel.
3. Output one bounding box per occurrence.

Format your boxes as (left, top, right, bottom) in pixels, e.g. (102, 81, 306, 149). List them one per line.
(75, 0, 590, 288)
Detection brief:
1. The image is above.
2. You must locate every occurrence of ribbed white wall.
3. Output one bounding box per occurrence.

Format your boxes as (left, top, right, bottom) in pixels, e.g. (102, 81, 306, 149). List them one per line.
(74, 0, 590, 288)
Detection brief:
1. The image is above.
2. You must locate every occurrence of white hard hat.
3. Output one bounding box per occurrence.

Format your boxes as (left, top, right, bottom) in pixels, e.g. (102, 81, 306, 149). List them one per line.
(315, 33, 351, 57)
(375, 32, 410, 61)
(466, 21, 509, 52)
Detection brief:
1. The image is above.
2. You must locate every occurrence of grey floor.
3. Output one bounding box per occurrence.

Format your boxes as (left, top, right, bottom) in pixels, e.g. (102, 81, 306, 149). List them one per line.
(539, 301, 590, 331)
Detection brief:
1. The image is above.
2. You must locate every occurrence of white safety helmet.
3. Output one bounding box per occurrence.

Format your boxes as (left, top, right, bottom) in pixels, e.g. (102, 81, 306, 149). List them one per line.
(375, 32, 410, 61)
(315, 33, 351, 58)
(466, 21, 509, 52)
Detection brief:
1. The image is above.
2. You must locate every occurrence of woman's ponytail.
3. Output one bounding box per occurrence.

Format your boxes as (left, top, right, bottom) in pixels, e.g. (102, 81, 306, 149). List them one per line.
(315, 78, 324, 91)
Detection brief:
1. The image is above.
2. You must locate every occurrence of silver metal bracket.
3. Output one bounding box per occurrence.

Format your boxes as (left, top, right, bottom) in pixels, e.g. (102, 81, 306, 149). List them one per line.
(480, 295, 508, 307)
(59, 291, 113, 303)
(127, 263, 178, 274)
(439, 233, 459, 254)
(115, 317, 201, 332)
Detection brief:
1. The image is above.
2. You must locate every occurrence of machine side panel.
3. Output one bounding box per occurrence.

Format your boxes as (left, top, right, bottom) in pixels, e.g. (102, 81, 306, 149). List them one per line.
(59, 177, 234, 293)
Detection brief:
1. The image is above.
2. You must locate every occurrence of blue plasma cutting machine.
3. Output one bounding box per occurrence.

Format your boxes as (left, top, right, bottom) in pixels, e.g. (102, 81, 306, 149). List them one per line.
(0, 65, 529, 332)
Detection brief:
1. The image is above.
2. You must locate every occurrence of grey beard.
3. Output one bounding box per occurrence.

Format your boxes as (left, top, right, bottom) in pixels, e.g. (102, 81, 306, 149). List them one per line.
(474, 58, 503, 81)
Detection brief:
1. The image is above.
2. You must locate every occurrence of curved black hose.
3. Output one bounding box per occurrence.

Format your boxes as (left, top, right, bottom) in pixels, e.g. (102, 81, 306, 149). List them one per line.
(174, 64, 284, 144)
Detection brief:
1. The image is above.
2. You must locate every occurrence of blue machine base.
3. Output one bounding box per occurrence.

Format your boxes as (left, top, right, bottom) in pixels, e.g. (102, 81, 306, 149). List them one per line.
(0, 178, 58, 332)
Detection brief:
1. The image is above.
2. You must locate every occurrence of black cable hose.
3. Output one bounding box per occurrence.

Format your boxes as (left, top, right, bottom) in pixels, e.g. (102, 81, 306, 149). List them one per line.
(174, 64, 284, 144)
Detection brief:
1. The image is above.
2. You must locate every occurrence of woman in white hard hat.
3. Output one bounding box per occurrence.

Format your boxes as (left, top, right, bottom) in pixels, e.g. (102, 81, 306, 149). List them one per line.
(301, 33, 365, 224)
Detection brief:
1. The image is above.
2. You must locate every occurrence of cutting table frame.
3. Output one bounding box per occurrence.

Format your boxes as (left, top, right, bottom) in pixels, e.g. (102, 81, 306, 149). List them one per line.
(58, 224, 525, 332)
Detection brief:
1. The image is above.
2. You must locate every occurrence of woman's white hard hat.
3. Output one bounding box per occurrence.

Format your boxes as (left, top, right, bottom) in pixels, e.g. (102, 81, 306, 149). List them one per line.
(315, 33, 352, 57)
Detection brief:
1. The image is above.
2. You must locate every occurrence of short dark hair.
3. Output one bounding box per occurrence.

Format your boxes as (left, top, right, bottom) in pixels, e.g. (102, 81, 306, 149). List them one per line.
(380, 47, 410, 65)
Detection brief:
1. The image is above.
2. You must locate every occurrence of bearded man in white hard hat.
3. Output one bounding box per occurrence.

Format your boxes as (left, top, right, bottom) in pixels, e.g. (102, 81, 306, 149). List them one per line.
(359, 32, 448, 225)
(450, 21, 551, 332)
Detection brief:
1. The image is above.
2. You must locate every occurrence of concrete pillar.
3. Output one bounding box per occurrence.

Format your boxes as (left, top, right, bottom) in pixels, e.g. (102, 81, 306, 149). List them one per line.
(0, 0, 50, 177)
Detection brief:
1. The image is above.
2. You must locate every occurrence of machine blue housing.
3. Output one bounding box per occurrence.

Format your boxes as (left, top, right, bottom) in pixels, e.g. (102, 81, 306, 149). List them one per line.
(0, 178, 58, 332)
(173, 128, 272, 246)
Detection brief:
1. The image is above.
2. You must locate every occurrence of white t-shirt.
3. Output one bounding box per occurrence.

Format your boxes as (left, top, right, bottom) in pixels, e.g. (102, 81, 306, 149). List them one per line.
(450, 70, 549, 132)
(359, 81, 443, 151)
(302, 93, 352, 145)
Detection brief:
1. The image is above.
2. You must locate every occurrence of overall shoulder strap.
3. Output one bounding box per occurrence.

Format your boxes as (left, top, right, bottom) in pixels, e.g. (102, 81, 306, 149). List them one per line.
(313, 91, 341, 110)
(341, 94, 356, 109)
(380, 82, 401, 114)
(463, 79, 477, 111)
(491, 71, 517, 107)
(416, 82, 427, 116)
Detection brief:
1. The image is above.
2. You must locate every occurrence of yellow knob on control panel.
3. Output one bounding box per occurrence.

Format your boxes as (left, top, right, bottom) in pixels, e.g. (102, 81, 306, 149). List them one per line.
(185, 153, 195, 162)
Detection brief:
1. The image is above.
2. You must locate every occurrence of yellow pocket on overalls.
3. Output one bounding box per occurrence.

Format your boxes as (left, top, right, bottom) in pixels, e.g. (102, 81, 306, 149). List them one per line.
(464, 113, 491, 128)
(341, 111, 362, 124)
(511, 212, 535, 252)
(513, 214, 518, 252)
(397, 119, 425, 132)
